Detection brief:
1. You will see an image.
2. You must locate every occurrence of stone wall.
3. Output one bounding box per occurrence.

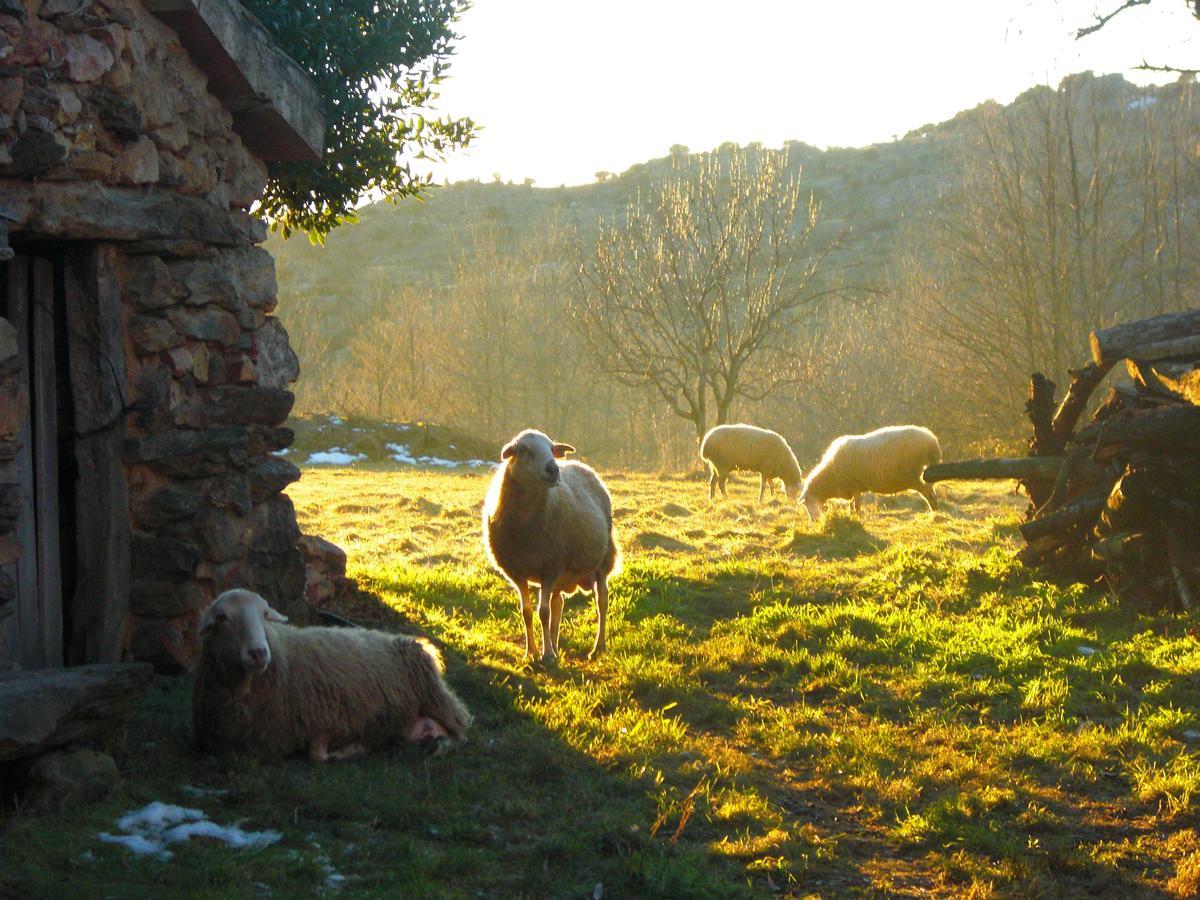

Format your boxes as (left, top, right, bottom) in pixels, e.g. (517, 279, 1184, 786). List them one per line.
(0, 0, 309, 672)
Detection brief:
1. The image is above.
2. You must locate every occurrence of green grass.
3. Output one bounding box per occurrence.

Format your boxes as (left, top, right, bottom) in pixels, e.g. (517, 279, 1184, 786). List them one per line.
(3, 470, 1200, 896)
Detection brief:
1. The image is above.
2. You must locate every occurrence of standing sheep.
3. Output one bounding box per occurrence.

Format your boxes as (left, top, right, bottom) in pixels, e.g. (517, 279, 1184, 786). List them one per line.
(700, 424, 804, 504)
(800, 425, 941, 519)
(483, 429, 620, 667)
(193, 589, 472, 762)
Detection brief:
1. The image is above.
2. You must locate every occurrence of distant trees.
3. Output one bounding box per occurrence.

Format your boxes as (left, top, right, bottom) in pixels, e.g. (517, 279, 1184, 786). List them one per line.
(572, 148, 842, 443)
(914, 74, 1199, 427)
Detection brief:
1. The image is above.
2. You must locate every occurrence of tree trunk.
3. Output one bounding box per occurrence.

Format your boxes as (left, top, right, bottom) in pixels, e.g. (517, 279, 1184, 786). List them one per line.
(923, 457, 1067, 483)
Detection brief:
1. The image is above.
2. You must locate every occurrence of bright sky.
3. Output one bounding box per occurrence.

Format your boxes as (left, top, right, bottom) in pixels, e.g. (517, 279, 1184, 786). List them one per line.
(421, 0, 1198, 187)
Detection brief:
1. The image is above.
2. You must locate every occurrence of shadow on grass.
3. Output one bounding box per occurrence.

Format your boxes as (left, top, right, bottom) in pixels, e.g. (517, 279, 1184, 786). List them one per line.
(782, 515, 888, 560)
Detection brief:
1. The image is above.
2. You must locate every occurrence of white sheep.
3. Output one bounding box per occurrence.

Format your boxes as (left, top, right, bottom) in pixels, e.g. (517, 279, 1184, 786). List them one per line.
(482, 429, 620, 667)
(700, 423, 804, 503)
(192, 589, 472, 762)
(800, 425, 941, 519)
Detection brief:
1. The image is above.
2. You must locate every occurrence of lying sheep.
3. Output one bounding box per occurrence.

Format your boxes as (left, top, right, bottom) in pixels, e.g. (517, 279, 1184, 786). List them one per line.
(193, 589, 472, 762)
(700, 423, 804, 503)
(483, 429, 620, 667)
(800, 425, 941, 519)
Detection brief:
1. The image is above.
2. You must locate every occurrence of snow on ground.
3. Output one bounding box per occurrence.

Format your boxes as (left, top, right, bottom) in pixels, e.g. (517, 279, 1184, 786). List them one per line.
(306, 448, 367, 466)
(386, 443, 493, 469)
(98, 801, 282, 861)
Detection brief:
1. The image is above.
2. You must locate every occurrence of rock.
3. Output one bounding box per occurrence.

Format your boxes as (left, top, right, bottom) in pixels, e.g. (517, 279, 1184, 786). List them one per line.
(9, 19, 65, 67)
(0, 78, 24, 116)
(299, 533, 353, 609)
(69, 150, 114, 179)
(191, 342, 210, 383)
(128, 313, 182, 355)
(133, 484, 200, 530)
(248, 454, 300, 502)
(225, 139, 267, 209)
(129, 619, 188, 674)
(168, 307, 240, 347)
(206, 472, 252, 516)
(18, 748, 119, 811)
(150, 120, 188, 153)
(169, 259, 240, 310)
(131, 532, 201, 579)
(64, 33, 114, 82)
(298, 534, 347, 574)
(254, 318, 298, 389)
(0, 0, 24, 18)
(162, 344, 193, 378)
(9, 129, 67, 176)
(196, 507, 248, 563)
(129, 577, 203, 619)
(226, 246, 276, 310)
(120, 255, 184, 311)
(204, 385, 294, 427)
(116, 135, 159, 184)
(42, 0, 94, 16)
(123, 426, 250, 464)
(91, 88, 142, 142)
(0, 663, 153, 762)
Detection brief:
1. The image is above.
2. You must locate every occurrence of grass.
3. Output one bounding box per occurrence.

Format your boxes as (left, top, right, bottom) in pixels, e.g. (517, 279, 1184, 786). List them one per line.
(4, 469, 1200, 897)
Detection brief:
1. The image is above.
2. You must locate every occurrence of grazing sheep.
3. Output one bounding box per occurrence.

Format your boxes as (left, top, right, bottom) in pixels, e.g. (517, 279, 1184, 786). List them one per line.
(483, 429, 620, 667)
(193, 589, 471, 762)
(700, 424, 804, 503)
(801, 425, 941, 519)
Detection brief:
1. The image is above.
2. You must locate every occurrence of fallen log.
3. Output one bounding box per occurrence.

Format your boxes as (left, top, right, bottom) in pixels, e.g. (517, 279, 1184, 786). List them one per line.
(1019, 491, 1108, 542)
(1090, 309, 1200, 367)
(1050, 362, 1113, 447)
(923, 456, 1066, 484)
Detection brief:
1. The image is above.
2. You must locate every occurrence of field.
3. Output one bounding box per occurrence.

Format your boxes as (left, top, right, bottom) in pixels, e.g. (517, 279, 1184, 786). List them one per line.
(4, 468, 1200, 897)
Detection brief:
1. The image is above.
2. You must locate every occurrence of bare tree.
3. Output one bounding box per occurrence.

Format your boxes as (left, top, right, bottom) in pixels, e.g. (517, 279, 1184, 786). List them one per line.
(572, 147, 842, 443)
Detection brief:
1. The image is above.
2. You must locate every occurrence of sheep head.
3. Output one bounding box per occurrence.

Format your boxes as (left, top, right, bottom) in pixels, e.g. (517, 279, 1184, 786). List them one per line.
(799, 487, 823, 520)
(499, 429, 575, 487)
(198, 589, 288, 674)
(784, 479, 803, 504)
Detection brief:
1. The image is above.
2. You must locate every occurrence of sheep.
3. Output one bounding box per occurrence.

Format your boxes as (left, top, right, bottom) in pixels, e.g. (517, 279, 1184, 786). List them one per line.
(700, 423, 804, 504)
(192, 589, 472, 762)
(800, 425, 941, 519)
(482, 429, 620, 667)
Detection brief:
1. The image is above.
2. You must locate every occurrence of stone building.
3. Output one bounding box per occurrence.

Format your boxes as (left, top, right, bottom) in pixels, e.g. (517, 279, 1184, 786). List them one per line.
(0, 0, 322, 677)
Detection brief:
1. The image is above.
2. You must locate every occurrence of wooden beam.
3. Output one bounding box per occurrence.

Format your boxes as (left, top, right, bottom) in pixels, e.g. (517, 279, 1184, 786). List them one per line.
(63, 246, 130, 665)
(30, 257, 62, 668)
(3, 257, 37, 669)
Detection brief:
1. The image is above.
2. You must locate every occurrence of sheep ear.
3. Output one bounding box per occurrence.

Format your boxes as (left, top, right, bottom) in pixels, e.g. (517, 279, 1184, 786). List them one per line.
(551, 443, 575, 458)
(500, 441, 517, 461)
(198, 606, 219, 637)
(264, 606, 288, 623)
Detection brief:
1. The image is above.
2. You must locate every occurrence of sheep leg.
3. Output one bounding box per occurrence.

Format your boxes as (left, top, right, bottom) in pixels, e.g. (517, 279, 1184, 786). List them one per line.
(549, 590, 565, 656)
(918, 483, 938, 512)
(309, 736, 331, 763)
(708, 469, 718, 501)
(588, 576, 608, 660)
(718, 474, 728, 498)
(516, 581, 536, 662)
(758, 474, 766, 504)
(327, 743, 367, 762)
(852, 494, 862, 514)
(538, 583, 557, 667)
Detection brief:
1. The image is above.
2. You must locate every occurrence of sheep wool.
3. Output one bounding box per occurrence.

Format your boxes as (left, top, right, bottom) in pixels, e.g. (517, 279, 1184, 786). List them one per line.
(700, 424, 804, 503)
(193, 590, 471, 762)
(801, 425, 941, 518)
(483, 429, 620, 666)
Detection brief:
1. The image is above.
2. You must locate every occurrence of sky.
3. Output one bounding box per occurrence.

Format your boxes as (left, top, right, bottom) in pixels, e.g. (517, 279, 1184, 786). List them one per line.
(419, 0, 1198, 187)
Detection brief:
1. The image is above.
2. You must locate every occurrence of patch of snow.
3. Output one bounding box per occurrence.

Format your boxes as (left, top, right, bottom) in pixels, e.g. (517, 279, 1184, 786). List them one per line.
(326, 415, 344, 426)
(385, 442, 493, 469)
(1127, 95, 1157, 110)
(98, 801, 282, 861)
(1183, 730, 1200, 742)
(306, 449, 366, 466)
(1076, 645, 1097, 657)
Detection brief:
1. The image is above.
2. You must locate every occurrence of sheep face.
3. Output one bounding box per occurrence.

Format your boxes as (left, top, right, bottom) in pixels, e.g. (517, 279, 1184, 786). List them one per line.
(500, 429, 575, 488)
(800, 490, 823, 520)
(198, 589, 289, 674)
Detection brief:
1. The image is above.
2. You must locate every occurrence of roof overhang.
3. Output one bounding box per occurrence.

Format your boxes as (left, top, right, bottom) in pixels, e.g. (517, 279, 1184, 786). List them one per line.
(144, 0, 324, 162)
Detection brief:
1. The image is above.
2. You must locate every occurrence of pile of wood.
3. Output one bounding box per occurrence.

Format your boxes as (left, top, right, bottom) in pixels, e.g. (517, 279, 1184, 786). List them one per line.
(926, 309, 1200, 610)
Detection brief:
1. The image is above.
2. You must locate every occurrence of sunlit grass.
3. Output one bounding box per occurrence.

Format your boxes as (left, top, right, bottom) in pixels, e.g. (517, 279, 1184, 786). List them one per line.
(3, 468, 1199, 896)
